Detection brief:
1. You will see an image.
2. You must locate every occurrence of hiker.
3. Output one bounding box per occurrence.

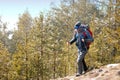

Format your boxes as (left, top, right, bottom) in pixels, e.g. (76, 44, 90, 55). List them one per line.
(74, 21, 89, 73)
(67, 21, 93, 76)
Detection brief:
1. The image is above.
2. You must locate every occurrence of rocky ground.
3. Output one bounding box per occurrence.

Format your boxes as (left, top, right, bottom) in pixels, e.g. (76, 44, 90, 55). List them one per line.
(52, 63, 120, 80)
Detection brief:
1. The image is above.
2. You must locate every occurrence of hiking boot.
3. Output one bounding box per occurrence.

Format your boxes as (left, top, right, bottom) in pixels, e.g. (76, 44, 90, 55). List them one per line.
(76, 73, 81, 77)
(82, 71, 86, 74)
(84, 67, 88, 72)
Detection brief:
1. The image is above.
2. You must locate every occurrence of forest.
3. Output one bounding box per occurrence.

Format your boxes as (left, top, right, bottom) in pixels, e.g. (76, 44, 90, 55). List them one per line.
(0, 0, 120, 80)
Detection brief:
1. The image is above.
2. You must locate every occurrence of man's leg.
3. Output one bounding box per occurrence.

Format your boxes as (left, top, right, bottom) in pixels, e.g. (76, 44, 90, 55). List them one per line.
(76, 51, 86, 76)
(83, 58, 88, 72)
(83, 47, 89, 72)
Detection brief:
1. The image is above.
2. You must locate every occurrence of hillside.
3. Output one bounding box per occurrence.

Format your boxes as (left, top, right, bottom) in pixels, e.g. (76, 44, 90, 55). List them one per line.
(53, 63, 120, 80)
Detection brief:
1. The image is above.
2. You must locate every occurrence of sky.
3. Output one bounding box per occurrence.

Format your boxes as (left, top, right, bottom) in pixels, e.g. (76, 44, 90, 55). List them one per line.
(0, 0, 60, 31)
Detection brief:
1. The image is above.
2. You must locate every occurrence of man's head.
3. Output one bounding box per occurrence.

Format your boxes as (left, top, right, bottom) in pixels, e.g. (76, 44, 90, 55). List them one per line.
(74, 21, 83, 33)
(74, 21, 81, 29)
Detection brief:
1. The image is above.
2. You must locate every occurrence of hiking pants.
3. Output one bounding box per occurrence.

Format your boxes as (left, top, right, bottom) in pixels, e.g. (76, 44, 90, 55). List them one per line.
(83, 58, 88, 71)
(77, 50, 87, 74)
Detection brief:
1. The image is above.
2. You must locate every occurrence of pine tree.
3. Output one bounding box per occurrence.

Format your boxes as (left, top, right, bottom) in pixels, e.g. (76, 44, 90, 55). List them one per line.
(0, 42, 10, 80)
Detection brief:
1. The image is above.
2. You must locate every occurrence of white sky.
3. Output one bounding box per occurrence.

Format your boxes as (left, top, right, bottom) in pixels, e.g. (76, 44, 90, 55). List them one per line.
(0, 0, 60, 31)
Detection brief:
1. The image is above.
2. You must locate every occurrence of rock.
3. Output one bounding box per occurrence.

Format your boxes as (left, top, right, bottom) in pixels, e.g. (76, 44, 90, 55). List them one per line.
(89, 73, 99, 78)
(54, 63, 120, 80)
(116, 71, 120, 76)
(107, 64, 119, 68)
(98, 69, 103, 72)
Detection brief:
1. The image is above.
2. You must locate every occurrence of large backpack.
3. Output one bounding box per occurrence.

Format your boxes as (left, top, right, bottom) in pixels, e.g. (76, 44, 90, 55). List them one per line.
(80, 24, 94, 48)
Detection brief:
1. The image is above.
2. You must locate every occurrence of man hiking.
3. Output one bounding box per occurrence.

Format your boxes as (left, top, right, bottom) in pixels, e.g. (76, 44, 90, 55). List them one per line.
(67, 21, 93, 76)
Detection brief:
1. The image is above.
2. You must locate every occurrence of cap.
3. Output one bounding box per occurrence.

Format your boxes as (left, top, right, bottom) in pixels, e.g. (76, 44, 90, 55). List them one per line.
(74, 25, 79, 29)
(75, 21, 81, 26)
(74, 21, 81, 29)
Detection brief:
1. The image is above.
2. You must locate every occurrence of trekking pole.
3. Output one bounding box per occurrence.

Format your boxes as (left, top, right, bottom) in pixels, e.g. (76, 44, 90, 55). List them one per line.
(66, 24, 70, 75)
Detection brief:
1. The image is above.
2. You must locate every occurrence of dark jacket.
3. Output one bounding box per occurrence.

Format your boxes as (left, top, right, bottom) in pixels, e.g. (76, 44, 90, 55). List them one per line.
(69, 32, 87, 52)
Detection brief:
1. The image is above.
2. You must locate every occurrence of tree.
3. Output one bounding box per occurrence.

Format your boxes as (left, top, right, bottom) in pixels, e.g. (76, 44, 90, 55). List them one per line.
(86, 0, 120, 67)
(115, 0, 120, 27)
(10, 10, 33, 80)
(0, 42, 10, 80)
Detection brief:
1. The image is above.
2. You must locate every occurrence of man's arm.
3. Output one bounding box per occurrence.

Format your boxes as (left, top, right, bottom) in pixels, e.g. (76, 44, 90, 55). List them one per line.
(69, 34, 77, 45)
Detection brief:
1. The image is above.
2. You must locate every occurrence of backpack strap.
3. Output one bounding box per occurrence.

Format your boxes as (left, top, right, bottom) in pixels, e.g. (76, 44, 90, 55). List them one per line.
(88, 29, 93, 37)
(83, 32, 87, 38)
(82, 31, 90, 48)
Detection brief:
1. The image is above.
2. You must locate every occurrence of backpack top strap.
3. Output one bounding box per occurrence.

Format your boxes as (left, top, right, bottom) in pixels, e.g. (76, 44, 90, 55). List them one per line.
(82, 32, 87, 38)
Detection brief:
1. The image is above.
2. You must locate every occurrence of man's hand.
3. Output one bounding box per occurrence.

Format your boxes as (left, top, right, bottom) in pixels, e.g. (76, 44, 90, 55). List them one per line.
(67, 42, 70, 46)
(82, 39, 84, 42)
